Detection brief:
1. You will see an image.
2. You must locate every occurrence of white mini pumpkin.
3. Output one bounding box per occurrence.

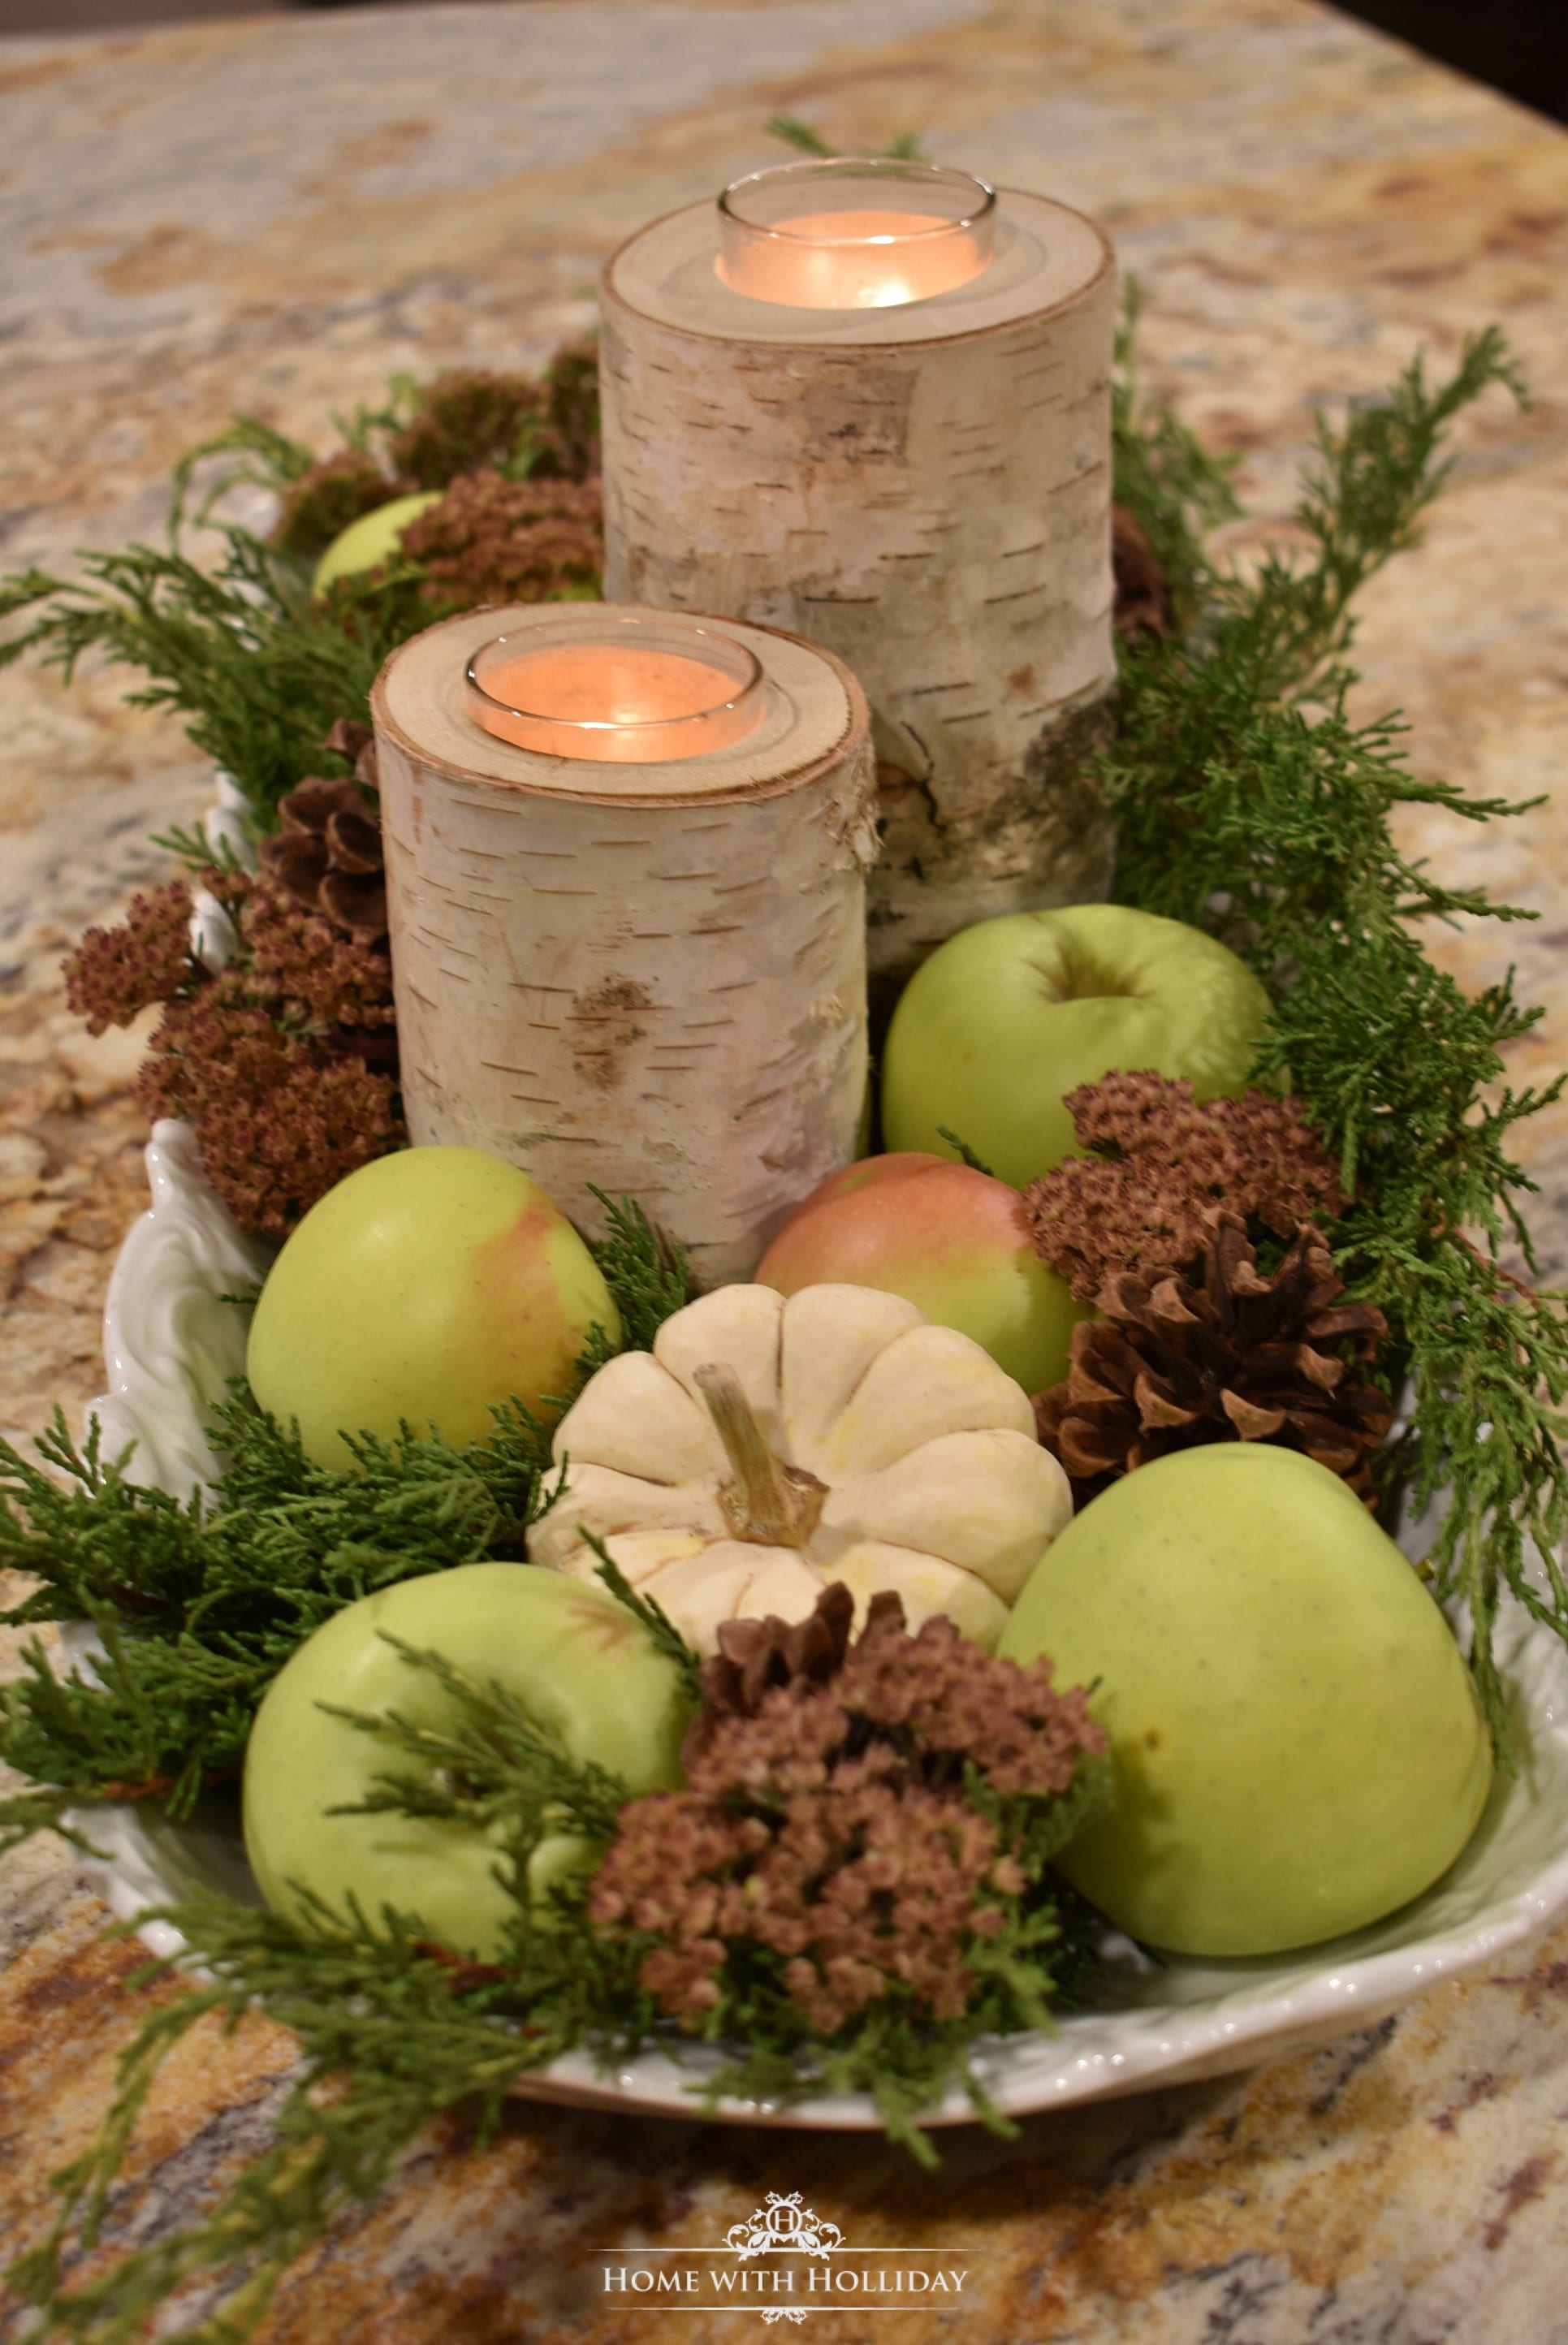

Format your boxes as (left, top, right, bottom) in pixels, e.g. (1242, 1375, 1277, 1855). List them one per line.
(526, 1282, 1073, 1654)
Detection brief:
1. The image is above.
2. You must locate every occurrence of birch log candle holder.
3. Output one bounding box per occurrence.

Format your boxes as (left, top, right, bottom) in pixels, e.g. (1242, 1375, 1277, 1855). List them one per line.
(599, 158, 1118, 995)
(370, 603, 876, 1284)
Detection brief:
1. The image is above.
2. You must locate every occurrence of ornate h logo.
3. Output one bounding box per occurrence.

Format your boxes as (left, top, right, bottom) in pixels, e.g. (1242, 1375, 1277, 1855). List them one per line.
(726, 2192, 844, 2263)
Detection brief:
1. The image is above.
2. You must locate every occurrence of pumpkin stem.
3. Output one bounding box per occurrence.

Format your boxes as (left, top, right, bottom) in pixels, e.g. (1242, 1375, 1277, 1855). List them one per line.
(692, 1363, 827, 1548)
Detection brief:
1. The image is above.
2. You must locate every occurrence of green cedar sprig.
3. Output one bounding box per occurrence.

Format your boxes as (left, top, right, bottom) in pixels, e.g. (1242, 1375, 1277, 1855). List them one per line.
(766, 114, 924, 159)
(7, 1635, 1108, 2342)
(166, 412, 317, 535)
(0, 531, 433, 826)
(935, 1125, 997, 1178)
(0, 1197, 690, 1844)
(0, 1401, 556, 1846)
(585, 1540, 706, 1706)
(7, 1889, 650, 2345)
(326, 1634, 634, 1844)
(166, 398, 413, 541)
(11, 1644, 658, 2345)
(1111, 279, 1243, 625)
(582, 1185, 691, 1350)
(0, 341, 595, 831)
(1108, 324, 1565, 1751)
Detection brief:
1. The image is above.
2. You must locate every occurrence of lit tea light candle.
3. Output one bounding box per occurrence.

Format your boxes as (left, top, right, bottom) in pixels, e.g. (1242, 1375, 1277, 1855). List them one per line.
(717, 158, 997, 309)
(465, 613, 765, 763)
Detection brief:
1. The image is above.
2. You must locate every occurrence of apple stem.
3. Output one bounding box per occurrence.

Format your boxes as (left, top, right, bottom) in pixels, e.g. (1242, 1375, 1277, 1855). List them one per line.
(692, 1363, 827, 1548)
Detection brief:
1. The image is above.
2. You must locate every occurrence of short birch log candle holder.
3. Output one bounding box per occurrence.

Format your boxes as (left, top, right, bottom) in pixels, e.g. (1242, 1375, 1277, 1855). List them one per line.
(600, 159, 1118, 992)
(370, 603, 876, 1284)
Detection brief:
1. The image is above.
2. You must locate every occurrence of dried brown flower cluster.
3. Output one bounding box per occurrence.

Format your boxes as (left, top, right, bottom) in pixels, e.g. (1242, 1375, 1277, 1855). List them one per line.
(390, 346, 600, 488)
(400, 470, 603, 610)
(1025, 1072, 1346, 1302)
(231, 880, 398, 1035)
(146, 1009, 399, 1242)
(271, 450, 415, 567)
(589, 1589, 1104, 2040)
(1035, 1212, 1395, 1506)
(63, 881, 194, 1034)
(271, 346, 602, 566)
(65, 866, 401, 1241)
(533, 341, 601, 480)
(257, 720, 387, 938)
(389, 371, 550, 490)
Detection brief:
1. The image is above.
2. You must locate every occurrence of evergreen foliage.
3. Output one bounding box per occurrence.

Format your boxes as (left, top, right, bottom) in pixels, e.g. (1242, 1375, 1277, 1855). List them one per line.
(581, 1187, 691, 1351)
(0, 1204, 689, 1846)
(1108, 325, 1564, 1745)
(765, 114, 925, 160)
(1111, 282, 1243, 624)
(9, 1623, 1107, 2342)
(0, 1402, 551, 1847)
(0, 535, 430, 827)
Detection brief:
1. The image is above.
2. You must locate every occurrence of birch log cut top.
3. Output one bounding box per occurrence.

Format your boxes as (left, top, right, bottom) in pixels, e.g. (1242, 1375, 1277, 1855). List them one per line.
(371, 605, 876, 1284)
(601, 190, 1118, 987)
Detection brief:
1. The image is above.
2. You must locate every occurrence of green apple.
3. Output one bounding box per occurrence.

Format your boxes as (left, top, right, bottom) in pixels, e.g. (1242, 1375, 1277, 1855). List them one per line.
(755, 1151, 1085, 1393)
(247, 1147, 617, 1469)
(243, 1564, 689, 1958)
(312, 491, 443, 594)
(881, 904, 1273, 1189)
(998, 1445, 1493, 1955)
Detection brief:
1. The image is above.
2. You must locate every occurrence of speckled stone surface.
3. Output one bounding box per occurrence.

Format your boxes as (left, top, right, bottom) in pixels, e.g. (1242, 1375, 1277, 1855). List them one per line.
(2, 2, 1568, 2337)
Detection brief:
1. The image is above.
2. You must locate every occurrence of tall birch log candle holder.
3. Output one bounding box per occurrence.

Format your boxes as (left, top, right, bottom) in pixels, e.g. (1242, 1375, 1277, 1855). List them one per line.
(370, 603, 876, 1285)
(599, 158, 1119, 994)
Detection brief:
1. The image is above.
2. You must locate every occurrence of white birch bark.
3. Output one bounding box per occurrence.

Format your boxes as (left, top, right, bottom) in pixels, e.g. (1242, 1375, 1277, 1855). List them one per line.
(600, 190, 1118, 994)
(371, 605, 876, 1284)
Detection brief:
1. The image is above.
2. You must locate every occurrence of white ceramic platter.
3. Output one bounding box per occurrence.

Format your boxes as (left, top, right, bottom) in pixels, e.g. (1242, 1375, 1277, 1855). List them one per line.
(67, 1125, 1568, 2131)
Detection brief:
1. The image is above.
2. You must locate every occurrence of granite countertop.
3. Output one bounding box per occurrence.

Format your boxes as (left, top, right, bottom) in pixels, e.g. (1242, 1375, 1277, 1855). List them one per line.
(3, 2, 1568, 2335)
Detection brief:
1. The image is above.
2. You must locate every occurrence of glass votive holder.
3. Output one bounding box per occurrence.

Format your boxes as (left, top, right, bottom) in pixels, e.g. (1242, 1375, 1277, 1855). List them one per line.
(464, 613, 767, 765)
(716, 157, 998, 310)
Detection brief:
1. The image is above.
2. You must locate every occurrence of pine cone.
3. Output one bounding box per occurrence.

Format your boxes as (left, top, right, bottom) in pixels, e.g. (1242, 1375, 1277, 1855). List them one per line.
(257, 723, 386, 939)
(682, 1583, 863, 1770)
(1112, 503, 1173, 640)
(699, 1581, 862, 1714)
(1035, 1212, 1395, 1506)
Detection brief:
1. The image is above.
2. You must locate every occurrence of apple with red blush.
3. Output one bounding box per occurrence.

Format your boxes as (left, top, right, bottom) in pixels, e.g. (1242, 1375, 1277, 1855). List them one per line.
(755, 1152, 1083, 1394)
